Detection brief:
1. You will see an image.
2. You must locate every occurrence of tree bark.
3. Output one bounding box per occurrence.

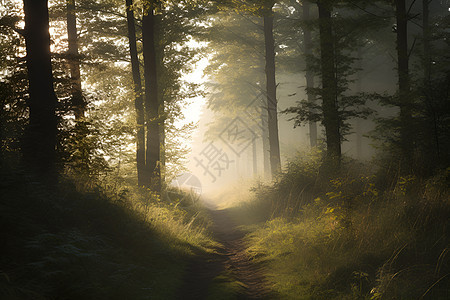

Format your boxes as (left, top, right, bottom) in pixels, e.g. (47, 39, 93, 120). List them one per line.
(355, 49, 363, 160)
(126, 0, 146, 186)
(252, 134, 257, 176)
(158, 46, 166, 188)
(318, 0, 341, 164)
(422, 0, 440, 161)
(142, 3, 161, 192)
(159, 110, 166, 187)
(261, 97, 271, 180)
(395, 0, 413, 161)
(23, 0, 57, 176)
(263, 5, 281, 176)
(302, 0, 317, 148)
(422, 0, 431, 82)
(66, 0, 84, 120)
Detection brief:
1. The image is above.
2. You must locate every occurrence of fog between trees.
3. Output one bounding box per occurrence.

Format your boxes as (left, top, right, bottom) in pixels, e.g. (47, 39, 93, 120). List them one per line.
(0, 0, 449, 299)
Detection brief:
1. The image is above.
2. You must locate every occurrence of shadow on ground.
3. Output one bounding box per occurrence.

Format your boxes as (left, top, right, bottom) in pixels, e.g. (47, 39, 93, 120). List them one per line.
(178, 202, 275, 300)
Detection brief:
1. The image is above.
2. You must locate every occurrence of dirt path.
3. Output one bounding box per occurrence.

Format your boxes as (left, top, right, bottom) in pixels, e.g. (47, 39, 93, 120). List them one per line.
(178, 208, 274, 299)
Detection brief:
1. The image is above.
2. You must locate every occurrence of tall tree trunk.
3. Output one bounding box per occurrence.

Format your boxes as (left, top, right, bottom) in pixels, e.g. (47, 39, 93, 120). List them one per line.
(422, 0, 431, 83)
(142, 3, 161, 192)
(355, 49, 363, 160)
(261, 97, 271, 180)
(263, 4, 281, 176)
(66, 0, 84, 120)
(302, 0, 317, 148)
(159, 110, 166, 187)
(422, 0, 440, 162)
(158, 47, 166, 188)
(23, 0, 57, 176)
(126, 0, 146, 186)
(317, 0, 341, 165)
(395, 0, 413, 162)
(252, 134, 257, 176)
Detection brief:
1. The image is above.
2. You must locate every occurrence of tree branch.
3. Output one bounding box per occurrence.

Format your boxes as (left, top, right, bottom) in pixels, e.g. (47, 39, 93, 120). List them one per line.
(0, 15, 25, 36)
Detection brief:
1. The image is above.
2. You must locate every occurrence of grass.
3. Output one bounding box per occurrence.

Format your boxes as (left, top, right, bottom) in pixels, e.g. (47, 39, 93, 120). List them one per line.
(0, 166, 217, 299)
(237, 151, 450, 299)
(2, 150, 448, 299)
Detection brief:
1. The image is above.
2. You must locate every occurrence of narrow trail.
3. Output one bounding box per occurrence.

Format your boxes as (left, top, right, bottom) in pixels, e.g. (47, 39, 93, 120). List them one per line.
(178, 207, 274, 299)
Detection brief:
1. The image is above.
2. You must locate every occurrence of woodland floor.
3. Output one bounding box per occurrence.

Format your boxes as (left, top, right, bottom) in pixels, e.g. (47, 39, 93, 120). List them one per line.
(178, 206, 274, 299)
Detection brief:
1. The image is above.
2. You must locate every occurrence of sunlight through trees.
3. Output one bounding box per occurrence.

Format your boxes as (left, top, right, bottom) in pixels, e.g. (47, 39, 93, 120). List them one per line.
(0, 0, 449, 298)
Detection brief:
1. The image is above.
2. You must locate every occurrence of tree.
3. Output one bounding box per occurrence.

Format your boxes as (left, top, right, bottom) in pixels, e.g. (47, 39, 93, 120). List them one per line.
(0, 3, 28, 164)
(66, 0, 85, 120)
(263, 0, 282, 175)
(422, 0, 430, 83)
(203, 8, 268, 177)
(125, 0, 146, 186)
(317, 0, 341, 165)
(394, 0, 413, 163)
(205, 0, 281, 178)
(142, 1, 161, 192)
(302, 0, 318, 148)
(22, 0, 58, 176)
(153, 0, 208, 185)
(283, 0, 378, 166)
(415, 0, 450, 171)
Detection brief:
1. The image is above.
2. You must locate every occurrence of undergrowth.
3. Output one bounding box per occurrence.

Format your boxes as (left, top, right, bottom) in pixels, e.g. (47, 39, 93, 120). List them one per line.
(241, 150, 450, 299)
(0, 166, 216, 299)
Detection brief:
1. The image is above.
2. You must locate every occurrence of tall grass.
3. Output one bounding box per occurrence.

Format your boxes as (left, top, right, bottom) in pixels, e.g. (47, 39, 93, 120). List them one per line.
(0, 166, 216, 299)
(241, 151, 450, 299)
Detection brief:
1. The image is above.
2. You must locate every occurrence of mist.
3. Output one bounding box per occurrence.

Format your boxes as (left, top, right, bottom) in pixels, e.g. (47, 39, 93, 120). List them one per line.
(1, 0, 449, 299)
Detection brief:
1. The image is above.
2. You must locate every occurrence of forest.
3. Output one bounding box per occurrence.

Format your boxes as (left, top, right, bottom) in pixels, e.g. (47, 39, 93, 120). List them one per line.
(0, 0, 449, 299)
